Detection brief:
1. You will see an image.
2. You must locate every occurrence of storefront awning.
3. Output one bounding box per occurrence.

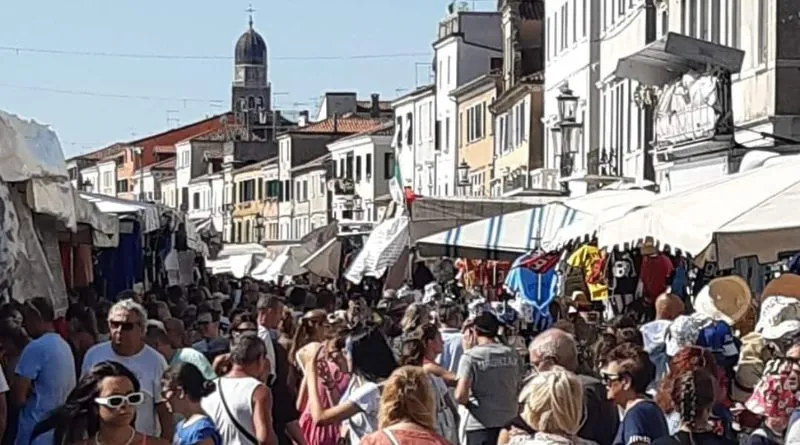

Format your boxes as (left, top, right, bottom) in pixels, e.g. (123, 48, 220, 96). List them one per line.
(416, 189, 656, 260)
(595, 155, 800, 266)
(615, 32, 745, 86)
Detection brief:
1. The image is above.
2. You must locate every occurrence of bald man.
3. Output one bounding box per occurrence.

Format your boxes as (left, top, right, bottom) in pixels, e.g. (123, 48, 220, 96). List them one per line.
(510, 329, 619, 445)
(654, 292, 685, 321)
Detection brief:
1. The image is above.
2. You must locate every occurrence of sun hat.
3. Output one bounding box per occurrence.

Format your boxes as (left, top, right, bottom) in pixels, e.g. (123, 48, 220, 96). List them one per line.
(640, 236, 658, 256)
(693, 276, 753, 325)
(755, 296, 800, 341)
(665, 313, 712, 357)
(761, 273, 800, 301)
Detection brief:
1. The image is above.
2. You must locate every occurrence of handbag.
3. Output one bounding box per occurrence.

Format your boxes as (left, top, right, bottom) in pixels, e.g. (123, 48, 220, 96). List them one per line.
(218, 378, 259, 445)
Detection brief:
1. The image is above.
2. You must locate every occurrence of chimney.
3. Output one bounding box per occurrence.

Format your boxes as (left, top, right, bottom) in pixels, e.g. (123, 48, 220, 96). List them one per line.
(272, 110, 281, 141)
(299, 110, 309, 127)
(333, 113, 339, 133)
(370, 93, 381, 118)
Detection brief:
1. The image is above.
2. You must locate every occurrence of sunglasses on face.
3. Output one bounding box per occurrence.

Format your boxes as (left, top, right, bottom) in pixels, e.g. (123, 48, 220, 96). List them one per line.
(600, 371, 626, 385)
(109, 320, 139, 331)
(95, 392, 145, 409)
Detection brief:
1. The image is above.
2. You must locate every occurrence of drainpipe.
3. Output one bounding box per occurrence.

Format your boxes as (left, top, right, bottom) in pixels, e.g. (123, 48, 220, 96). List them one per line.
(643, 0, 657, 182)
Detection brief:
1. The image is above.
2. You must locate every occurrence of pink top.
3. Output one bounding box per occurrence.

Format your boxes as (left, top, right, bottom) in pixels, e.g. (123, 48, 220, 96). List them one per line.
(299, 344, 350, 445)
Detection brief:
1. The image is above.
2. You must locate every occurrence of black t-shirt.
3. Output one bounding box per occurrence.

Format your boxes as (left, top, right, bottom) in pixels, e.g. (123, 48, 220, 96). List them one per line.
(271, 339, 300, 445)
(653, 431, 736, 445)
(608, 250, 639, 296)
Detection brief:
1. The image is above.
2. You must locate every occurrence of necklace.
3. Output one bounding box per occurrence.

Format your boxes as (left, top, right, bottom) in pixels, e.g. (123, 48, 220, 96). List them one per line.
(94, 427, 136, 445)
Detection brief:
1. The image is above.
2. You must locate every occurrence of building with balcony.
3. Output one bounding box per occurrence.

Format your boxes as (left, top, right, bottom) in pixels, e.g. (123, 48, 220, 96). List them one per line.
(131, 157, 175, 202)
(452, 74, 498, 197)
(262, 161, 280, 242)
(328, 122, 395, 221)
(615, 33, 745, 192)
(391, 85, 435, 195)
(290, 154, 331, 239)
(229, 158, 276, 244)
(433, 7, 503, 197)
(276, 114, 389, 240)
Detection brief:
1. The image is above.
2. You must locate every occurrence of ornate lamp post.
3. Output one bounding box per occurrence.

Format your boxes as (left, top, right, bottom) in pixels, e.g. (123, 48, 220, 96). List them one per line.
(255, 214, 265, 243)
(352, 194, 364, 220)
(551, 85, 584, 193)
(457, 160, 471, 195)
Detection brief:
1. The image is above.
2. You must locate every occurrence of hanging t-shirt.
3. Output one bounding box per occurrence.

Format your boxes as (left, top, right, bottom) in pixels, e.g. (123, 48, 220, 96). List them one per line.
(640, 254, 674, 304)
(607, 250, 640, 317)
(567, 245, 609, 301)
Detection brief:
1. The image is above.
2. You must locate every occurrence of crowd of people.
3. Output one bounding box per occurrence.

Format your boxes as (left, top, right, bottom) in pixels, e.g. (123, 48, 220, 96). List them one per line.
(0, 274, 798, 445)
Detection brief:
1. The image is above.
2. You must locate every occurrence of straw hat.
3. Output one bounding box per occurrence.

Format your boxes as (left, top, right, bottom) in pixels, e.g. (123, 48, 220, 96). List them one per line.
(640, 236, 657, 256)
(693, 276, 753, 325)
(761, 273, 800, 302)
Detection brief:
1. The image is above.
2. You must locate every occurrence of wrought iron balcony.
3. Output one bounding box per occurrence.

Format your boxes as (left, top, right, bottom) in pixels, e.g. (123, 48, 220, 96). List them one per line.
(500, 167, 562, 196)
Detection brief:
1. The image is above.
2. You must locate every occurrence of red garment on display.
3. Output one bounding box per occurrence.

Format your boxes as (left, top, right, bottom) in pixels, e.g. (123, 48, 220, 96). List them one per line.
(640, 254, 674, 303)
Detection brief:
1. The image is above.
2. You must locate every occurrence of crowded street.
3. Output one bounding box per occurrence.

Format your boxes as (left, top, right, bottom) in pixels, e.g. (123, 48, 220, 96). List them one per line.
(1, 0, 799, 444)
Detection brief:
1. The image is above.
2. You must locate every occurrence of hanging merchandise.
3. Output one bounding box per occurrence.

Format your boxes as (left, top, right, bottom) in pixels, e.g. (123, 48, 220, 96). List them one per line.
(517, 250, 560, 274)
(639, 237, 674, 304)
(566, 244, 608, 301)
(606, 248, 641, 318)
(505, 255, 557, 332)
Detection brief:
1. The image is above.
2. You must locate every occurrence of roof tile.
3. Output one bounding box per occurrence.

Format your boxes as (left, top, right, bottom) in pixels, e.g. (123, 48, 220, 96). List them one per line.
(294, 116, 390, 134)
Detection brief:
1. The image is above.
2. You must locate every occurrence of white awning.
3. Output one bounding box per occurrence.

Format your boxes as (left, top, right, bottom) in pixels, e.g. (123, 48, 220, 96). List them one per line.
(345, 216, 409, 283)
(595, 154, 800, 265)
(416, 189, 654, 259)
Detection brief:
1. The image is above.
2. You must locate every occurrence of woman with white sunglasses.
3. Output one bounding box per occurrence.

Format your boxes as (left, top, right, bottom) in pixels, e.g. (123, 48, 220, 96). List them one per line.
(30, 360, 169, 445)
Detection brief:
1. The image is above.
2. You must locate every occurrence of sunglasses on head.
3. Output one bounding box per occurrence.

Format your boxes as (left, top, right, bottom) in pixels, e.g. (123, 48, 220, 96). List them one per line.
(109, 320, 138, 331)
(95, 392, 145, 409)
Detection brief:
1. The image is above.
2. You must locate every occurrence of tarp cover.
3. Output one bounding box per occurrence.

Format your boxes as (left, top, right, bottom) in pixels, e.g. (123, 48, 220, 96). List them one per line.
(0, 111, 68, 181)
(345, 216, 409, 284)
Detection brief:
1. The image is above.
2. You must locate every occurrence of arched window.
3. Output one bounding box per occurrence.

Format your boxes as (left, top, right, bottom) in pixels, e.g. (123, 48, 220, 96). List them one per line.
(256, 96, 264, 108)
(248, 96, 256, 110)
(238, 97, 247, 110)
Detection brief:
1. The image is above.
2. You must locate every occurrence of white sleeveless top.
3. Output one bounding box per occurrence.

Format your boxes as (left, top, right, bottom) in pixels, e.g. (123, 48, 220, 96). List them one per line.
(201, 376, 263, 445)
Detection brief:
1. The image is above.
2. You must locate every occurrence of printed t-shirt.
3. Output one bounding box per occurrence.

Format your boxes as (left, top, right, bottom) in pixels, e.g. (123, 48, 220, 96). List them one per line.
(613, 400, 669, 445)
(457, 342, 521, 431)
(607, 250, 641, 317)
(567, 245, 609, 301)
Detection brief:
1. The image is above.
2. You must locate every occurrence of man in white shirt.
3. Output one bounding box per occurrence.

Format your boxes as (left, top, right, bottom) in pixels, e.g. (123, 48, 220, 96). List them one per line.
(256, 295, 281, 385)
(82, 299, 173, 440)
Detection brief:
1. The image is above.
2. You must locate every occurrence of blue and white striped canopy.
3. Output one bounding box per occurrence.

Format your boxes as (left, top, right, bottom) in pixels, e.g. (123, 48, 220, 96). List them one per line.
(415, 203, 585, 260)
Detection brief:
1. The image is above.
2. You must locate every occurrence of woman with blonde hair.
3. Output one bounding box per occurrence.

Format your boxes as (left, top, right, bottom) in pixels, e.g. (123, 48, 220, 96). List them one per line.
(510, 368, 597, 445)
(361, 366, 450, 445)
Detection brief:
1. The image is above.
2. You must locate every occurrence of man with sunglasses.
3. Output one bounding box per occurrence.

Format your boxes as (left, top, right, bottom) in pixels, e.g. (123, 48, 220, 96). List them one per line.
(192, 308, 230, 362)
(82, 299, 174, 441)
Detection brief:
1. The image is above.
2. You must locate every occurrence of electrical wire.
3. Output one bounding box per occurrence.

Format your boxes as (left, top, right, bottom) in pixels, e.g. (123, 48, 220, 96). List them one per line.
(0, 46, 430, 61)
(0, 83, 225, 104)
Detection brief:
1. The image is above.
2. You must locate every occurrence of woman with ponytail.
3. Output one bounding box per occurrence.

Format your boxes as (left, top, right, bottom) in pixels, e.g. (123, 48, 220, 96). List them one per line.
(652, 368, 734, 445)
(162, 362, 222, 445)
(290, 309, 330, 374)
(31, 360, 169, 445)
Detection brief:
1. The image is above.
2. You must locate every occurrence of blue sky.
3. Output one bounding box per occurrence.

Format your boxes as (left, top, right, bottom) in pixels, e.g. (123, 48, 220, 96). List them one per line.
(0, 0, 495, 157)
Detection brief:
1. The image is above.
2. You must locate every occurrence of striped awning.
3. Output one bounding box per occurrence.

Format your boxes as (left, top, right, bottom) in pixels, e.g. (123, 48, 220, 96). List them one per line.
(415, 203, 584, 261)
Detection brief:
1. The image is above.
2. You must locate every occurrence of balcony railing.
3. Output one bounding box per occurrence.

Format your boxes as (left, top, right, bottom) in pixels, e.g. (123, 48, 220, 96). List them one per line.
(500, 168, 561, 195)
(586, 148, 619, 177)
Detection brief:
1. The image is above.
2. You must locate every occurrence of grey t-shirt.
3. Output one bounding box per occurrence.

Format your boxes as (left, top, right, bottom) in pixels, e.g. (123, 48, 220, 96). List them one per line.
(457, 342, 521, 431)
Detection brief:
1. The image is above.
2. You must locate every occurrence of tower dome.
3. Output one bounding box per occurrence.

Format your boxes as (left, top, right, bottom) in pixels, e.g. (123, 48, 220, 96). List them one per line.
(235, 21, 267, 65)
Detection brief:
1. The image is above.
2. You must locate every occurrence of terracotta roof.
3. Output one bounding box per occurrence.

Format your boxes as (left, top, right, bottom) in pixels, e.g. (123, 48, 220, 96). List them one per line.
(293, 116, 390, 134)
(335, 121, 395, 143)
(153, 145, 175, 154)
(149, 157, 175, 170)
(75, 143, 126, 162)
